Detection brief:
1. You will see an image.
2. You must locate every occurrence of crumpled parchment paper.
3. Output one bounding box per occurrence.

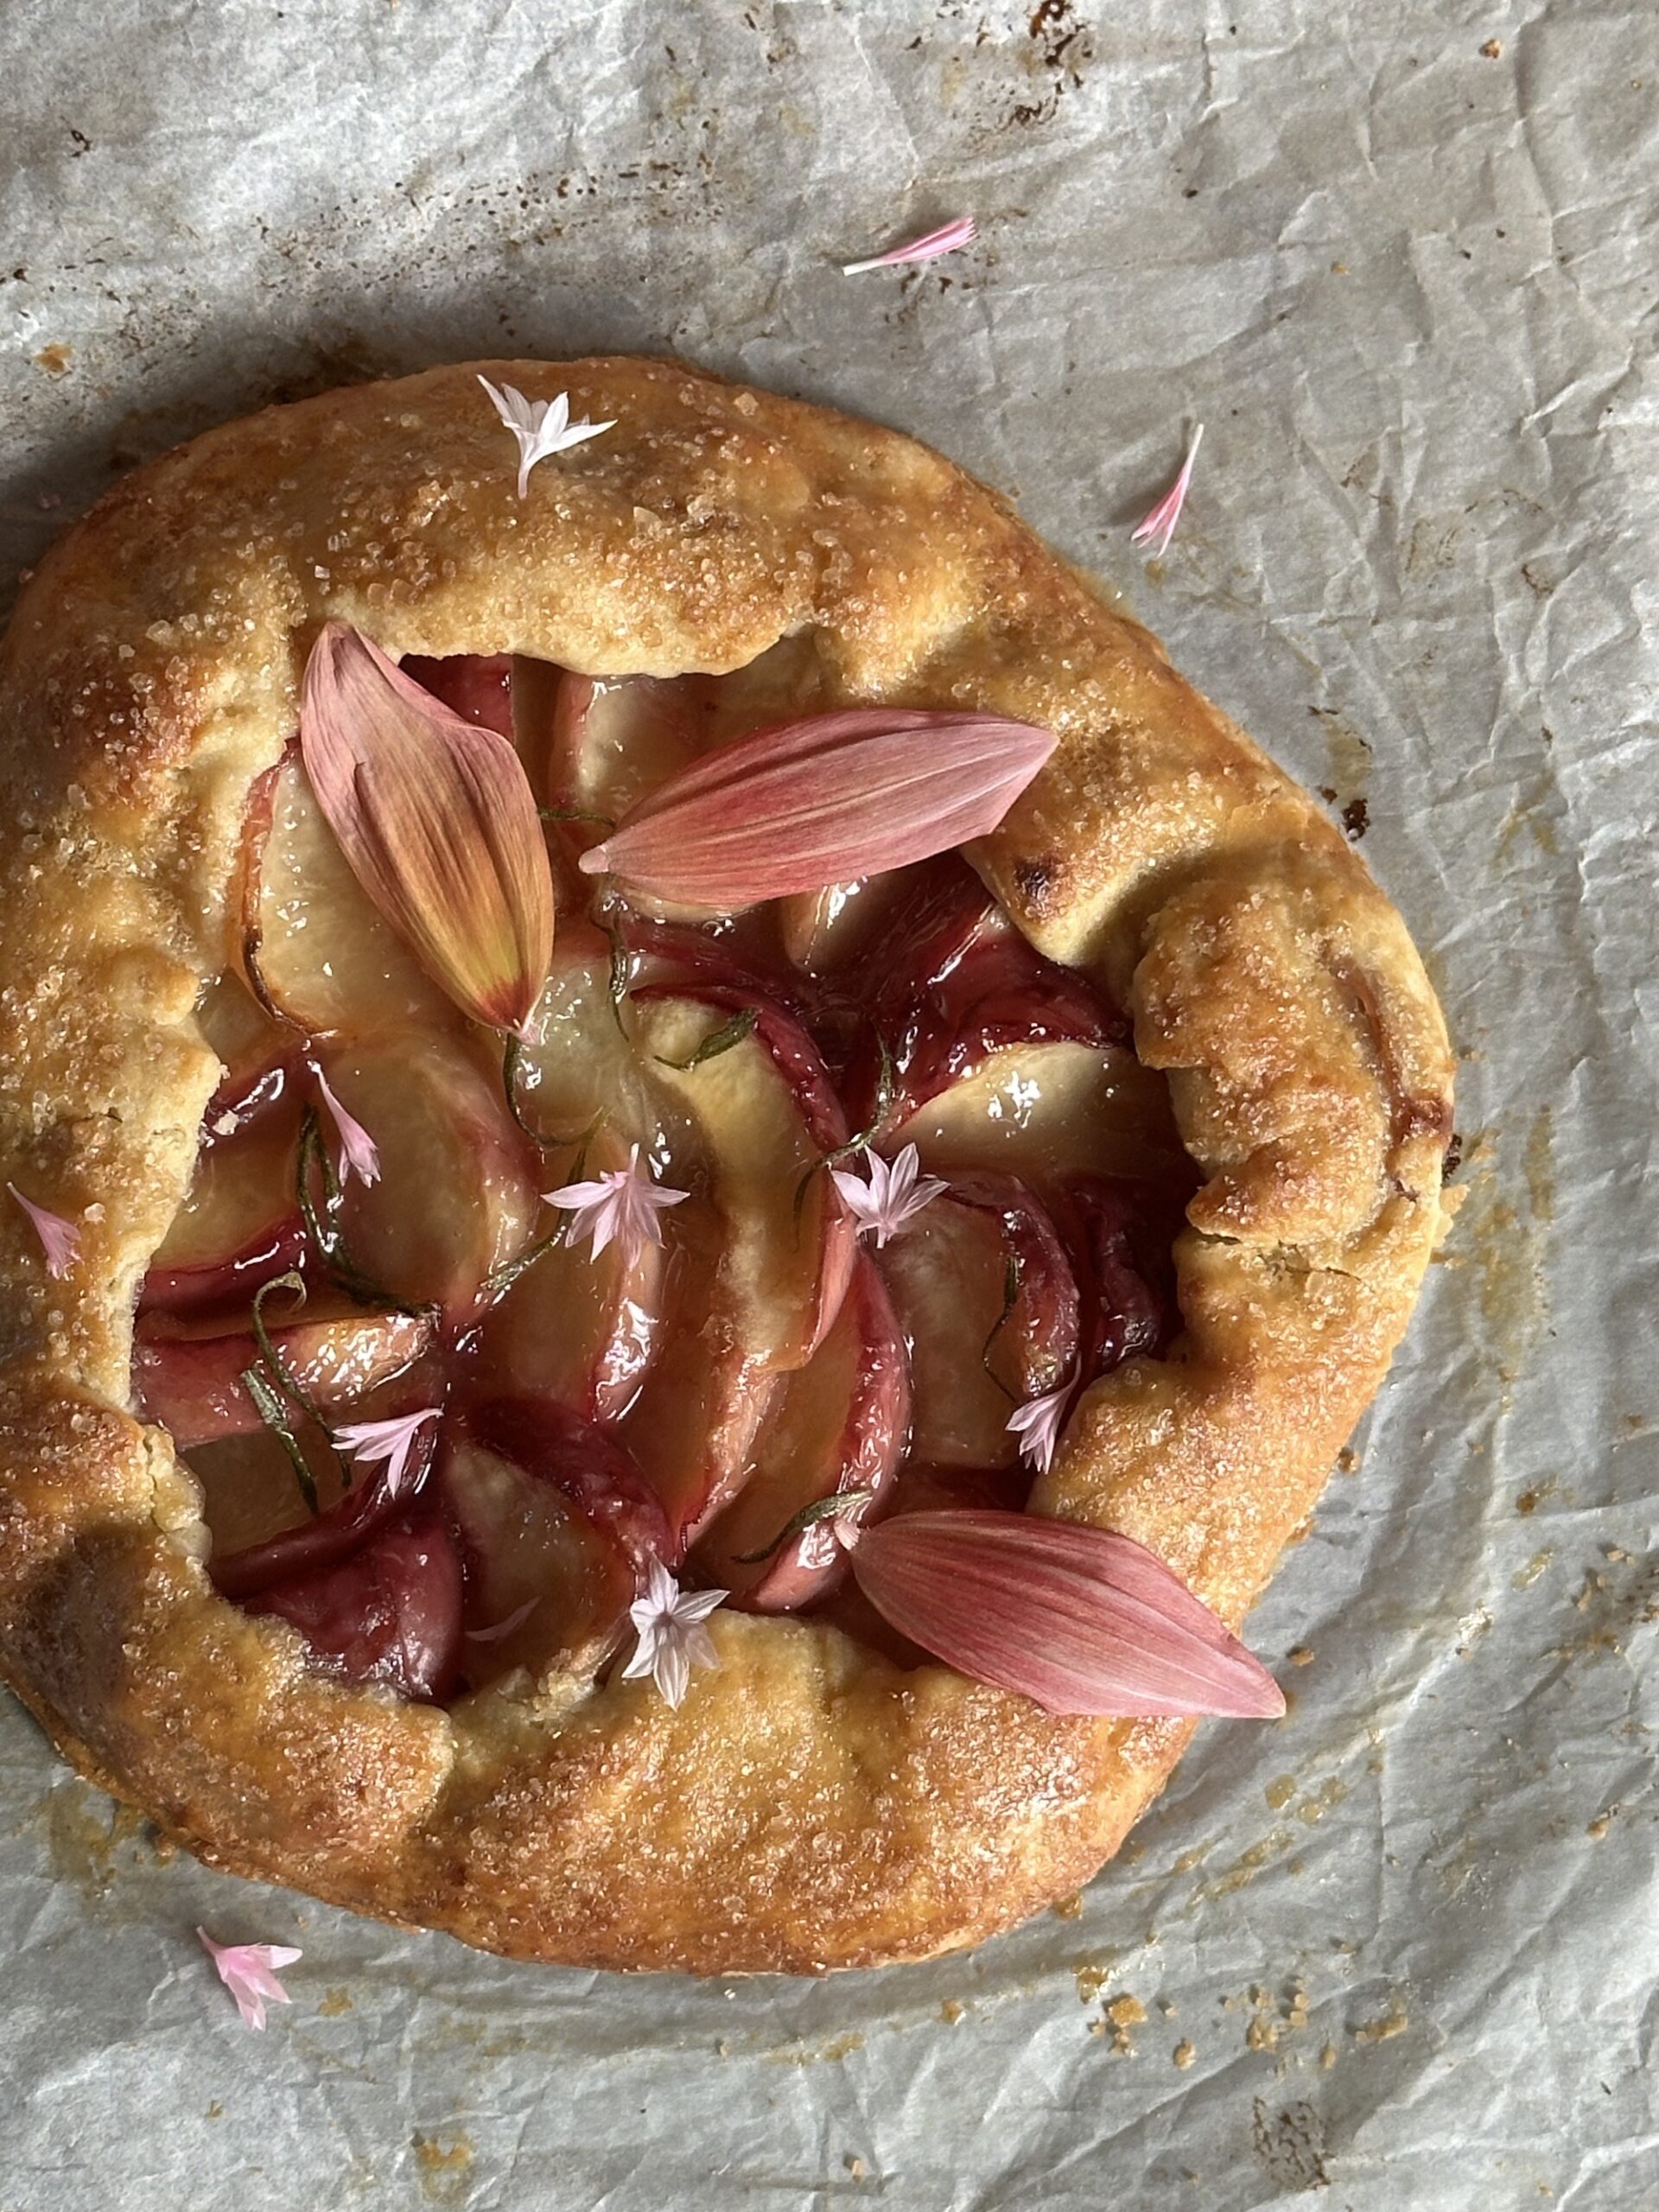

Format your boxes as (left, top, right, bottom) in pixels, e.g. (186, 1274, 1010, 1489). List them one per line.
(2, 2, 1656, 2205)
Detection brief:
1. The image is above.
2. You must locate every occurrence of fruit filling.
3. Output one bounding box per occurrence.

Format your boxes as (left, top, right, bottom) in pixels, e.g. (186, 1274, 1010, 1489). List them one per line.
(132, 635, 1208, 1713)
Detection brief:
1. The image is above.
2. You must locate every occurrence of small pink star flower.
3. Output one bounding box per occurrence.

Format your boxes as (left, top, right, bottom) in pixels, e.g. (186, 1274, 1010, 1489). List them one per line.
(1007, 1377, 1075, 1477)
(545, 1145, 688, 1265)
(620, 1557, 727, 1710)
(315, 1069, 380, 1185)
(830, 1143, 947, 1249)
(842, 213, 977, 276)
(479, 377, 615, 499)
(1130, 423, 1205, 559)
(7, 1182, 79, 1277)
(332, 1406, 441, 1499)
(197, 1929, 302, 2031)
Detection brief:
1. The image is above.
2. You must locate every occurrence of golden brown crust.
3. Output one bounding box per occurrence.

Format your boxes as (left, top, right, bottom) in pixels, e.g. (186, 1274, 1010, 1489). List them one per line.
(0, 358, 1452, 1973)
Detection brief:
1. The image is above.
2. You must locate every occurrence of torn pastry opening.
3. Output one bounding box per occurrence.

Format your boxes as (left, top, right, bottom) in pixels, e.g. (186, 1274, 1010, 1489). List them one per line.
(130, 630, 1255, 1716)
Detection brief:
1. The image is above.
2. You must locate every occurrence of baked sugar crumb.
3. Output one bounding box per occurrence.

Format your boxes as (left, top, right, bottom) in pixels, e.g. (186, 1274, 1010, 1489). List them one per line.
(1319, 2044, 1337, 2070)
(1353, 1997, 1408, 2044)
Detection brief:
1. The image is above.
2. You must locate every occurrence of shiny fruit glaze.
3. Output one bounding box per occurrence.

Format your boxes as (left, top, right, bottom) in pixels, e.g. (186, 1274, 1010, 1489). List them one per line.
(133, 645, 1192, 1705)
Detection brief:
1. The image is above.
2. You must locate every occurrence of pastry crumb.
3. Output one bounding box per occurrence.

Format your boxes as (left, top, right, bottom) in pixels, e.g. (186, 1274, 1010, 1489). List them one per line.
(1353, 1997, 1408, 2044)
(1287, 1644, 1314, 1666)
(939, 1999, 964, 2024)
(1173, 2039, 1197, 2069)
(1105, 1993, 1145, 2055)
(1586, 1808, 1615, 1840)
(844, 2154, 868, 2180)
(1320, 2044, 1337, 2070)
(1051, 1891, 1084, 1920)
(1480, 38, 1503, 58)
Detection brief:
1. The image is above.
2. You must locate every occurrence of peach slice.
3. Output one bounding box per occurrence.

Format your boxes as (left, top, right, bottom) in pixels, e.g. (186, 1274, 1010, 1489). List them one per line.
(443, 1429, 635, 1685)
(893, 1039, 1191, 1193)
(199, 1382, 444, 1602)
(446, 1397, 673, 1683)
(143, 1101, 305, 1316)
(544, 673, 711, 839)
(876, 1170, 1079, 1468)
(194, 970, 296, 1127)
(474, 1125, 666, 1423)
(846, 929, 1122, 1136)
(612, 1196, 780, 1554)
(238, 747, 456, 1038)
(245, 1492, 462, 1702)
(512, 922, 676, 1157)
(320, 1033, 541, 1322)
(698, 1254, 910, 1612)
(1060, 1173, 1180, 1382)
(398, 652, 515, 738)
(628, 989, 856, 1374)
(135, 1302, 435, 1449)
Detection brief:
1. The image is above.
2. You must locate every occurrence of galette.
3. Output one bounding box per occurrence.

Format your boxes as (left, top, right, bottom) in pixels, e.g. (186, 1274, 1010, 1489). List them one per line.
(0, 360, 1452, 1972)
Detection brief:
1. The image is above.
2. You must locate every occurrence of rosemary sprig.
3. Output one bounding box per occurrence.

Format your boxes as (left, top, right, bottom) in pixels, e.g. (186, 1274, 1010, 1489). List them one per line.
(794, 1031, 893, 1225)
(538, 804, 616, 830)
(982, 1252, 1024, 1400)
(604, 918, 632, 1031)
(250, 1271, 329, 1432)
(480, 1221, 568, 1300)
(239, 1362, 320, 1516)
(655, 1006, 757, 1071)
(732, 1488, 878, 1566)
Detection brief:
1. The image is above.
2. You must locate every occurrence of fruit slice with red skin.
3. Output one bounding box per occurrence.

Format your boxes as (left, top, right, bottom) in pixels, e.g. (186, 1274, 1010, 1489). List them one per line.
(143, 1101, 305, 1317)
(244, 1493, 462, 1702)
(465, 1397, 672, 1580)
(238, 746, 457, 1038)
(870, 855, 1003, 1003)
(1060, 1174, 1180, 1382)
(399, 652, 514, 738)
(545, 673, 712, 842)
(845, 930, 1123, 1136)
(697, 1253, 911, 1612)
(876, 1169, 1079, 1468)
(446, 1398, 671, 1681)
(443, 1428, 637, 1685)
(474, 1126, 666, 1423)
(200, 1379, 444, 1601)
(628, 991, 855, 1375)
(195, 971, 297, 1128)
(321, 1033, 540, 1323)
(776, 872, 925, 977)
(630, 982, 849, 1156)
(892, 1039, 1191, 1194)
(134, 1302, 435, 1449)
(617, 1197, 780, 1556)
(512, 921, 675, 1156)
(621, 913, 820, 1029)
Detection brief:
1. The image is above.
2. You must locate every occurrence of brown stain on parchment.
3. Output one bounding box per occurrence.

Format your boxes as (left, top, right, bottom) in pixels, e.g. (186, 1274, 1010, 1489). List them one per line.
(762, 2030, 865, 2066)
(1254, 2098, 1331, 2190)
(1312, 708, 1372, 840)
(38, 1780, 155, 1902)
(412, 2133, 474, 2206)
(1459, 1107, 1553, 1400)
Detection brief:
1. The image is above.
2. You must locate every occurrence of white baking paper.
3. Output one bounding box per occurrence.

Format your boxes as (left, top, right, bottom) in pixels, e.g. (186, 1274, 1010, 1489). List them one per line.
(2, 1, 1656, 2205)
